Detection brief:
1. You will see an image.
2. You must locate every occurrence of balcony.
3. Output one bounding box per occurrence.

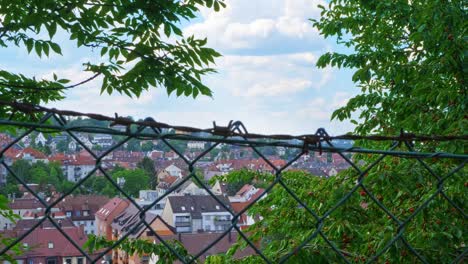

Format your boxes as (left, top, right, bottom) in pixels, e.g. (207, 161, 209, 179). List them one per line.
(175, 221, 191, 227)
(213, 219, 231, 225)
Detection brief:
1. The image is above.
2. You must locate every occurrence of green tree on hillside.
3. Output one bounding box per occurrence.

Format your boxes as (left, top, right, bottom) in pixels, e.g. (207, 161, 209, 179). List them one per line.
(137, 157, 157, 189)
(112, 168, 150, 197)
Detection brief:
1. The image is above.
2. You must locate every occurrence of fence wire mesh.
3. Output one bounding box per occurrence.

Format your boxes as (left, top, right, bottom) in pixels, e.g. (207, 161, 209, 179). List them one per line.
(0, 104, 466, 264)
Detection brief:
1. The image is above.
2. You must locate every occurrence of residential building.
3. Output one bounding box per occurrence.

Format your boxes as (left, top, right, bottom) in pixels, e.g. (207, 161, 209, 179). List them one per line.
(111, 205, 175, 264)
(34, 133, 47, 146)
(95, 198, 129, 240)
(64, 155, 95, 182)
(58, 195, 109, 235)
(148, 150, 163, 160)
(171, 179, 208, 196)
(161, 195, 232, 233)
(187, 141, 205, 150)
(229, 184, 265, 230)
(10, 218, 90, 264)
(211, 181, 229, 196)
(149, 232, 254, 263)
(13, 148, 48, 164)
(136, 190, 166, 216)
(1, 198, 60, 230)
(164, 164, 182, 178)
(92, 134, 114, 148)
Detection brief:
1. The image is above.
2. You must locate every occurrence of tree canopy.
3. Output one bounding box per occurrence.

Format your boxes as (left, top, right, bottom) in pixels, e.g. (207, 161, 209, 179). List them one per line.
(0, 0, 225, 119)
(312, 0, 466, 145)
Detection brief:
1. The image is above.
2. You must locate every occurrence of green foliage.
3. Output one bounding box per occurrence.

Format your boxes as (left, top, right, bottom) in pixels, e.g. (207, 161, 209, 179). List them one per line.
(112, 168, 150, 197)
(137, 157, 157, 188)
(224, 166, 466, 263)
(0, 0, 225, 120)
(0, 195, 24, 263)
(312, 0, 466, 147)
(56, 140, 69, 152)
(141, 141, 154, 152)
(2, 160, 70, 197)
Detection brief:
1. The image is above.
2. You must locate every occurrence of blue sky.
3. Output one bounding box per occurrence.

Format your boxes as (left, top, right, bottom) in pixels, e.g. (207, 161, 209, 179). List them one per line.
(1, 0, 358, 135)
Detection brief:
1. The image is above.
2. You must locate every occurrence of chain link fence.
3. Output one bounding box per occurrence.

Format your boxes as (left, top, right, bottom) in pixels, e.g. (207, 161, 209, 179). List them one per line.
(0, 103, 466, 263)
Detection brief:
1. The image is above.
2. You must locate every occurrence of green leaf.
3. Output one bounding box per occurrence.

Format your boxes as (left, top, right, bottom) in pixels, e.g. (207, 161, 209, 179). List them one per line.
(50, 43, 62, 55)
(43, 42, 50, 57)
(163, 23, 171, 37)
(25, 39, 34, 53)
(47, 23, 57, 39)
(214, 1, 220, 12)
(34, 41, 42, 57)
(101, 47, 108, 56)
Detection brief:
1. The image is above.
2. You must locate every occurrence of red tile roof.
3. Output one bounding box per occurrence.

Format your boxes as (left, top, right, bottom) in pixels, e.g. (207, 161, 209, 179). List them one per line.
(96, 198, 129, 220)
(48, 153, 68, 163)
(16, 223, 88, 258)
(9, 198, 45, 210)
(236, 184, 255, 196)
(20, 148, 47, 159)
(57, 195, 109, 221)
(157, 232, 255, 262)
(68, 155, 95, 166)
(14, 218, 75, 230)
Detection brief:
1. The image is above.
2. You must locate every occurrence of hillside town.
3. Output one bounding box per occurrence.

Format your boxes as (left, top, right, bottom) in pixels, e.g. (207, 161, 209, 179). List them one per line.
(0, 129, 352, 264)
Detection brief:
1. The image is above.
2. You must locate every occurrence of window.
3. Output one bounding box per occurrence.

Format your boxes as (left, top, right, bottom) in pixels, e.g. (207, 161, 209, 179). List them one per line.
(91, 221, 94, 226)
(83, 210, 89, 216)
(77, 258, 84, 264)
(215, 205, 220, 210)
(46, 257, 57, 264)
(66, 211, 72, 217)
(29, 260, 34, 264)
(48, 242, 54, 249)
(205, 225, 211, 231)
(75, 210, 81, 217)
(64, 258, 72, 264)
(23, 242, 28, 248)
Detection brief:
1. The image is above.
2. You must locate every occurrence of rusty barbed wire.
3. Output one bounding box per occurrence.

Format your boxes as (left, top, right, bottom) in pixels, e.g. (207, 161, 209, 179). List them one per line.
(1, 100, 467, 143)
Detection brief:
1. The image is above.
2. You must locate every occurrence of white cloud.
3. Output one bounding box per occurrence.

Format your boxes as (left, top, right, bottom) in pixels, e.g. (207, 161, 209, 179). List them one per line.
(243, 79, 312, 97)
(184, 0, 326, 53)
(211, 52, 331, 97)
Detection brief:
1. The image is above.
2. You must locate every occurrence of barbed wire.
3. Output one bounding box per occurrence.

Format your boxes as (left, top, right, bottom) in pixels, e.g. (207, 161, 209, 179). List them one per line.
(1, 100, 467, 143)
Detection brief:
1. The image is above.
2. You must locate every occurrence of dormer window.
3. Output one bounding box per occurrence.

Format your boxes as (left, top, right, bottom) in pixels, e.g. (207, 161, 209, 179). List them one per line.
(66, 211, 72, 217)
(48, 242, 54, 248)
(181, 206, 186, 211)
(83, 210, 89, 216)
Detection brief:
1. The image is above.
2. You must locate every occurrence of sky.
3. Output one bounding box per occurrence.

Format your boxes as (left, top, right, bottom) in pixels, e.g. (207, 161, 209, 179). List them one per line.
(1, 0, 358, 135)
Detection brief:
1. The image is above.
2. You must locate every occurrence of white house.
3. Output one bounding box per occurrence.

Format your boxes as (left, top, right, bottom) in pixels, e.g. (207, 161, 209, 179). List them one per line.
(161, 195, 232, 233)
(136, 190, 166, 216)
(276, 146, 286, 156)
(172, 179, 208, 196)
(65, 156, 95, 182)
(164, 164, 183, 178)
(92, 134, 114, 148)
(68, 141, 77, 151)
(187, 141, 205, 150)
(34, 132, 47, 146)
